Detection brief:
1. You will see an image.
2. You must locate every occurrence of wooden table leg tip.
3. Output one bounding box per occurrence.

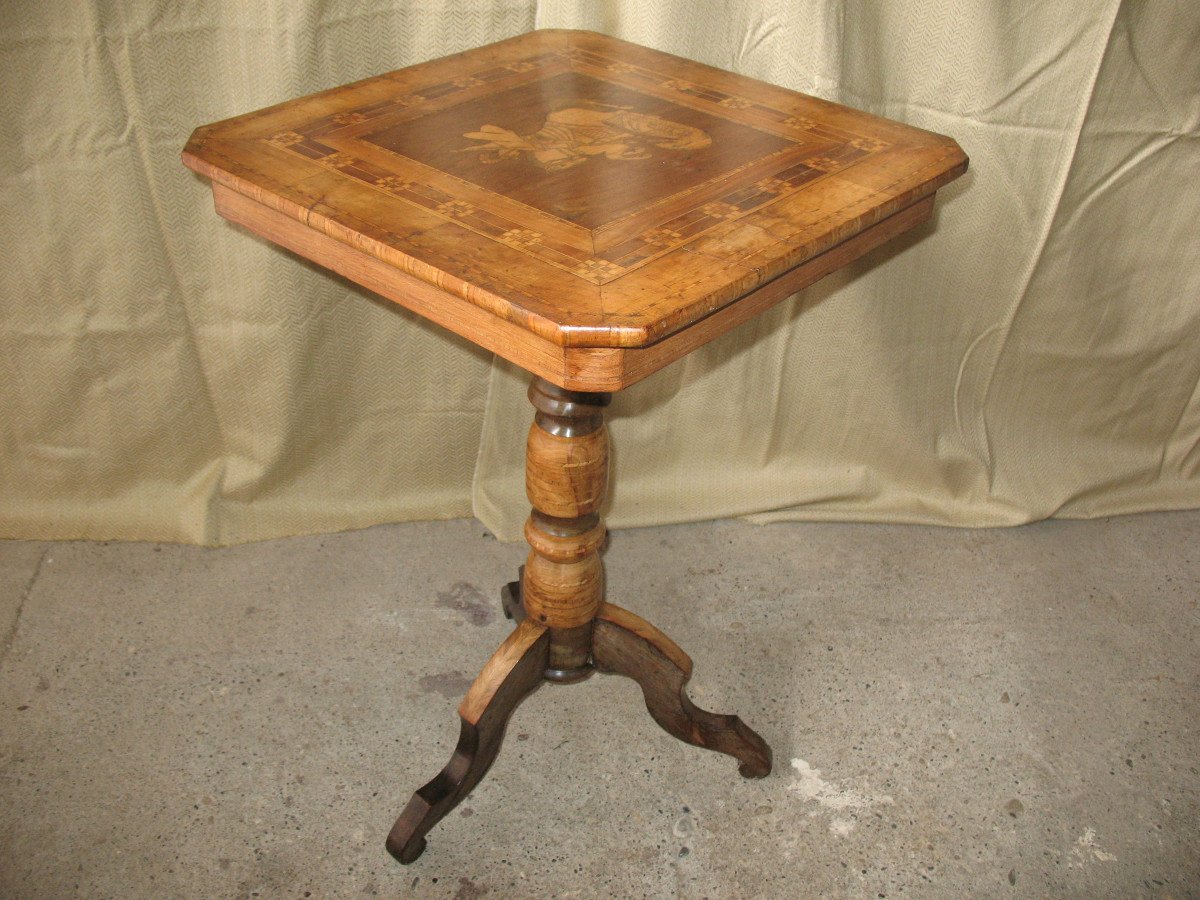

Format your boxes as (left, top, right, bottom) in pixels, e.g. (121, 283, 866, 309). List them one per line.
(386, 833, 426, 865)
(736, 731, 772, 778)
(738, 756, 772, 779)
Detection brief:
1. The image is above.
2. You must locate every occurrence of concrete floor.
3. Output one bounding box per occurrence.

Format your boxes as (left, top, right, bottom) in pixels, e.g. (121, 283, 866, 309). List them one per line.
(0, 512, 1197, 898)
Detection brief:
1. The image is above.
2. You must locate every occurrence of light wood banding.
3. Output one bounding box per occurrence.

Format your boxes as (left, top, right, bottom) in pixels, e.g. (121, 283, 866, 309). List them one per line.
(210, 183, 939, 391)
(184, 29, 967, 391)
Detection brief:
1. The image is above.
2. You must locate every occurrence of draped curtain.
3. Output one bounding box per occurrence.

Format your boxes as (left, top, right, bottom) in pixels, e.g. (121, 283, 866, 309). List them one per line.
(2, 1, 1197, 544)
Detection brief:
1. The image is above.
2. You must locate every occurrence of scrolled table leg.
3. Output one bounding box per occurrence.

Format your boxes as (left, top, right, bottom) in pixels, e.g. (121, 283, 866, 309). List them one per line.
(386, 620, 550, 863)
(592, 602, 772, 778)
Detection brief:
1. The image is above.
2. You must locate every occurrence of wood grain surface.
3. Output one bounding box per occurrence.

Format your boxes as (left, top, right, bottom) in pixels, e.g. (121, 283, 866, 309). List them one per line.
(184, 29, 967, 390)
(593, 602, 772, 778)
(520, 380, 610, 670)
(386, 619, 550, 863)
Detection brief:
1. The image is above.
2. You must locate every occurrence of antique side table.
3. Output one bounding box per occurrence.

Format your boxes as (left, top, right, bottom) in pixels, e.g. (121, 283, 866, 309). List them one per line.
(183, 29, 966, 863)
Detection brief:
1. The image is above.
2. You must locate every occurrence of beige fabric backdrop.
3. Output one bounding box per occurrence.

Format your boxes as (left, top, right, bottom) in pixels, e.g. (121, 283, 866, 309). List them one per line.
(1, 1, 1198, 545)
(0, 1, 534, 543)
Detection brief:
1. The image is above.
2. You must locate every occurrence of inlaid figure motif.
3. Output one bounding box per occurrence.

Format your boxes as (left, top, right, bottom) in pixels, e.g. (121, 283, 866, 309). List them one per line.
(462, 103, 711, 171)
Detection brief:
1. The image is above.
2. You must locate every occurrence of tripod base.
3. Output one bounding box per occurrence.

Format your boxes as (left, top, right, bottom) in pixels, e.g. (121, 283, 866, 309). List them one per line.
(386, 583, 771, 864)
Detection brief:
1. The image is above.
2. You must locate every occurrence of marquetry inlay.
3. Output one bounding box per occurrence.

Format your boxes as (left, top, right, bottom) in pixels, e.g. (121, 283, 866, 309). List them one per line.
(460, 105, 713, 170)
(185, 30, 966, 356)
(252, 48, 896, 285)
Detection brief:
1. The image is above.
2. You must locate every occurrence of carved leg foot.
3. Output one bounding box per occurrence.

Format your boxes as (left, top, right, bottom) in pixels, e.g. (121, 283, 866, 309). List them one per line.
(386, 620, 549, 864)
(592, 602, 772, 778)
(500, 564, 525, 622)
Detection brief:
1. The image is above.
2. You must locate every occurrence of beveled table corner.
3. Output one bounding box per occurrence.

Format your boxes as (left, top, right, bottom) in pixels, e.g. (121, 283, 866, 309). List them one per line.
(182, 28, 966, 864)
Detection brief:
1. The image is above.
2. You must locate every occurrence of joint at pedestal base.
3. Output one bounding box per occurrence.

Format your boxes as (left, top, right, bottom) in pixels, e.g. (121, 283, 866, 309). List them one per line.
(543, 663, 594, 683)
(386, 375, 772, 864)
(501, 573, 595, 683)
(387, 596, 773, 865)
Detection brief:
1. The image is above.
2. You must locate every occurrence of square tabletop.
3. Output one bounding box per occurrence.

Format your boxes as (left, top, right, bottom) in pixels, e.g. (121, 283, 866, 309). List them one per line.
(183, 29, 966, 390)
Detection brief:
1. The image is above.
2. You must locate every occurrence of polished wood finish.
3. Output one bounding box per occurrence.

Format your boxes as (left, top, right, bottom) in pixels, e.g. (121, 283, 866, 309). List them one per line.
(184, 29, 966, 390)
(522, 379, 610, 678)
(211, 183, 936, 390)
(184, 28, 967, 867)
(593, 602, 771, 778)
(498, 574, 770, 776)
(386, 619, 549, 863)
(524, 430, 607, 518)
(387, 373, 773, 862)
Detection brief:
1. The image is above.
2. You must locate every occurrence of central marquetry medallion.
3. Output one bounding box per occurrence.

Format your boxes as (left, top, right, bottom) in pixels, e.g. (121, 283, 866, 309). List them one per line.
(361, 72, 798, 231)
(460, 104, 712, 172)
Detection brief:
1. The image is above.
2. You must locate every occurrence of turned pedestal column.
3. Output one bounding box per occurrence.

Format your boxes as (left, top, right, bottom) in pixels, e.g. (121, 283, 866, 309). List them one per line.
(521, 379, 610, 681)
(385, 378, 771, 863)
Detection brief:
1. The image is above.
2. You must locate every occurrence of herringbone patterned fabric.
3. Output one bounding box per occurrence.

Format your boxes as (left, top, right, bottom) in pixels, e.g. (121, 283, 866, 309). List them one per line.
(0, 1, 536, 543)
(474, 0, 1200, 540)
(2, 2, 1198, 544)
